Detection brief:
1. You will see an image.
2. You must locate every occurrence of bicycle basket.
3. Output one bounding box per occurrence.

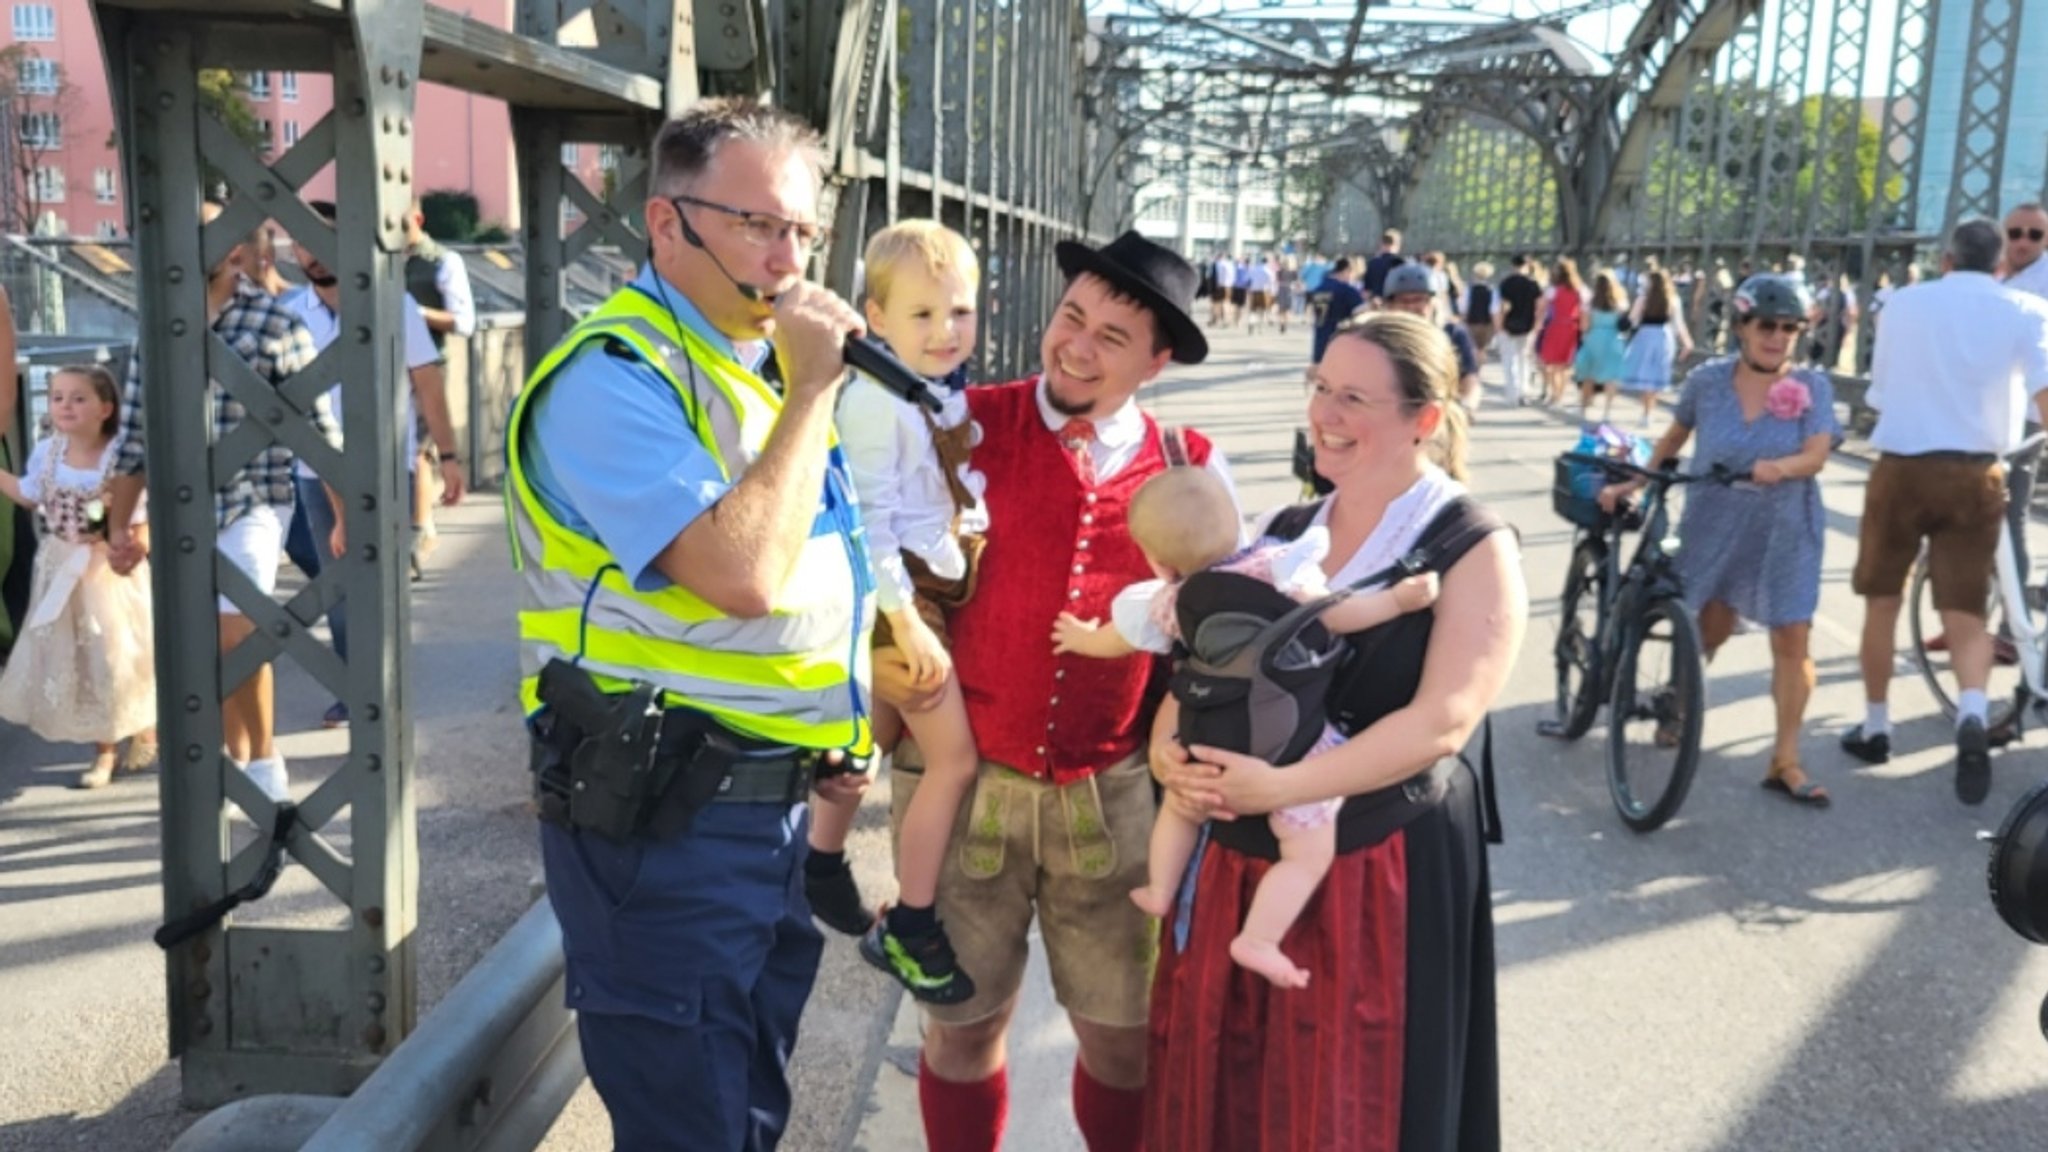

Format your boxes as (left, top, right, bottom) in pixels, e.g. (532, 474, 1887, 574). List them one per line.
(1551, 454, 1611, 530)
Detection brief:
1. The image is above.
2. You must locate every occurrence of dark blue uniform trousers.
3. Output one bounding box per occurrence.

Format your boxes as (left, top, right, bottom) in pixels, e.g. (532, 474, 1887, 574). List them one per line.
(543, 801, 821, 1151)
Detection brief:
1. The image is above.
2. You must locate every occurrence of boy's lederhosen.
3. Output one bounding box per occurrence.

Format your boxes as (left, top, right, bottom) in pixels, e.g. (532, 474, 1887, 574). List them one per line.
(872, 407, 985, 650)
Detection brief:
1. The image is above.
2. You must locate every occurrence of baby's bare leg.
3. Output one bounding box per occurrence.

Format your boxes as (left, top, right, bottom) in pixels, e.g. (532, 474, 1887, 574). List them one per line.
(1229, 812, 1337, 990)
(1130, 794, 1204, 918)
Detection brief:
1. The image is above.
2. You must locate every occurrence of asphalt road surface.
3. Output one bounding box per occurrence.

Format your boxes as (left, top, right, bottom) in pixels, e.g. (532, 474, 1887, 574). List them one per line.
(6, 323, 2048, 1151)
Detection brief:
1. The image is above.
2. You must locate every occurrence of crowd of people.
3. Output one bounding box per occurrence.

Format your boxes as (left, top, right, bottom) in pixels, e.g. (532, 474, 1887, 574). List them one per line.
(0, 198, 475, 792)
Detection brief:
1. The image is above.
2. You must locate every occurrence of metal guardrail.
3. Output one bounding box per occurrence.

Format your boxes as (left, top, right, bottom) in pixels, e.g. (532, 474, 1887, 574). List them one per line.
(295, 899, 579, 1152)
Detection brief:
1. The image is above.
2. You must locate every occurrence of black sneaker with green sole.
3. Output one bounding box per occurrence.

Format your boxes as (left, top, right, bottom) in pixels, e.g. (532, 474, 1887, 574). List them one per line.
(860, 918, 977, 1005)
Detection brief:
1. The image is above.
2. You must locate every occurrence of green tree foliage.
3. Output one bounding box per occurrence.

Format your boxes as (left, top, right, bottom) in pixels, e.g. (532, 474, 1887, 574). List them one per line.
(420, 190, 481, 241)
(1635, 83, 1905, 242)
(194, 70, 267, 194)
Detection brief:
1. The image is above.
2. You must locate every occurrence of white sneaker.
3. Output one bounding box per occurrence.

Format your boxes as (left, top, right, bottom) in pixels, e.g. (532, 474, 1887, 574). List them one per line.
(245, 755, 291, 802)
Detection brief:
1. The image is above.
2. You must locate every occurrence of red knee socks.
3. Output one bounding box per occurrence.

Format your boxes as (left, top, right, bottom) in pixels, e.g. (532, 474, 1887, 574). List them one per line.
(919, 1055, 1008, 1152)
(1072, 1060, 1145, 1152)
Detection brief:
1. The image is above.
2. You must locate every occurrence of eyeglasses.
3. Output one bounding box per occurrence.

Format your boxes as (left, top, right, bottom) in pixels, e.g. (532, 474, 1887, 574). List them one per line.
(669, 193, 831, 254)
(1749, 319, 1805, 335)
(2010, 227, 2046, 242)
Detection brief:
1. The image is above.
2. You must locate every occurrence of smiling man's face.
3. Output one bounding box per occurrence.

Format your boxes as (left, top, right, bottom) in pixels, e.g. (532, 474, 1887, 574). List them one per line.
(1039, 273, 1171, 419)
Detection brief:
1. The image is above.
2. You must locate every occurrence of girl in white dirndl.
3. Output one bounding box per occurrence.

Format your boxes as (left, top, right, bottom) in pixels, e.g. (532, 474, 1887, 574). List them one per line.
(0, 365, 157, 788)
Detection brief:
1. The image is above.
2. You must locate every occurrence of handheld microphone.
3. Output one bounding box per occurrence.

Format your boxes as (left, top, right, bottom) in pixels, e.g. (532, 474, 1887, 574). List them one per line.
(679, 216, 945, 412)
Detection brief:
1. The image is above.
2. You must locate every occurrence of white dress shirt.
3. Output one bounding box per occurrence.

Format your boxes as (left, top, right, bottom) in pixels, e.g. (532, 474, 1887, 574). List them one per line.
(1031, 376, 1239, 508)
(281, 285, 440, 479)
(836, 372, 988, 614)
(2007, 254, 2048, 302)
(1867, 271, 2048, 456)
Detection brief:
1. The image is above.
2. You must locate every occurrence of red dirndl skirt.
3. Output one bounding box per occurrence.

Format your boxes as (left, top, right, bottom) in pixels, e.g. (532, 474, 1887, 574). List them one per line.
(1145, 766, 1500, 1152)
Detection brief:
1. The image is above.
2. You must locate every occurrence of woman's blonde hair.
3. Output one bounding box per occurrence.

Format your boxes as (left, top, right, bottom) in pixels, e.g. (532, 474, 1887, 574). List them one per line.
(1330, 312, 1468, 482)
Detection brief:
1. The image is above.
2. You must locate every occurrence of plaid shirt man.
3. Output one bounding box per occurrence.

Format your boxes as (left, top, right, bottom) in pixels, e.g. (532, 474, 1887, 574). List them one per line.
(113, 277, 339, 530)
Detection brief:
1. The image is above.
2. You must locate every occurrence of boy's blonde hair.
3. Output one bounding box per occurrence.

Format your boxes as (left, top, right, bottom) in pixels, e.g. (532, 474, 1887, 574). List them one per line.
(1128, 467, 1239, 578)
(864, 219, 980, 306)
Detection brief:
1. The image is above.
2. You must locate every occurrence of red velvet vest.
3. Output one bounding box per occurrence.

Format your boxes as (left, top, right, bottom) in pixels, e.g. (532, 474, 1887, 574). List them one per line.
(952, 379, 1213, 784)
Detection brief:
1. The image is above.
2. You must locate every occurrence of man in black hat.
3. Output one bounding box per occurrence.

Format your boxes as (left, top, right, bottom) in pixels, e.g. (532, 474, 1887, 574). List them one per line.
(875, 230, 1231, 1152)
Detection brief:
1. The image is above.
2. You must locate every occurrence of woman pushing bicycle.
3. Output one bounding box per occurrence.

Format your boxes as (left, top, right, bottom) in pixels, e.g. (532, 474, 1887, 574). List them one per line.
(1598, 274, 1841, 807)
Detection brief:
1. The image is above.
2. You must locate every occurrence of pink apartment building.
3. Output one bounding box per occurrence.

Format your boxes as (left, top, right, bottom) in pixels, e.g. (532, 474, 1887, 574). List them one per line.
(2, 0, 610, 239)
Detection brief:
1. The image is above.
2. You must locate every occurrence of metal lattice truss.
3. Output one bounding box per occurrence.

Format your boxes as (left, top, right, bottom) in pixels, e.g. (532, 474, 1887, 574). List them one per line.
(1093, 0, 2047, 279)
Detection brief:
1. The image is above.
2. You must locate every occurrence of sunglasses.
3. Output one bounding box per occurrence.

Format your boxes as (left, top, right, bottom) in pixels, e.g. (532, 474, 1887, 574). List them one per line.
(2010, 227, 2046, 242)
(1749, 319, 1805, 335)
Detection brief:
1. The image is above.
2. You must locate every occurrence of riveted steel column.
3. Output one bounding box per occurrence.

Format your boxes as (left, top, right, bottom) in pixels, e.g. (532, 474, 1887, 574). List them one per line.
(105, 0, 426, 1100)
(1943, 0, 2023, 231)
(119, 24, 235, 1097)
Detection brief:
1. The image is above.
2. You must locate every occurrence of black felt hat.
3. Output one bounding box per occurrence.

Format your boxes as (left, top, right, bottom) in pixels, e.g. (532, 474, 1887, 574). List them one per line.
(1055, 231, 1209, 365)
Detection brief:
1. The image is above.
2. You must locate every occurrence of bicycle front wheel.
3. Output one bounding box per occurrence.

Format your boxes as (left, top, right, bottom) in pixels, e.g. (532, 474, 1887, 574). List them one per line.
(1908, 551, 2023, 730)
(1551, 538, 1606, 739)
(1607, 596, 1705, 833)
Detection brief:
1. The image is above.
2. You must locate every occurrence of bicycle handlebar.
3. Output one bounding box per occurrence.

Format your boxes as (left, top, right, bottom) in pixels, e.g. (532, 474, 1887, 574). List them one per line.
(1562, 452, 1753, 486)
(2010, 431, 2048, 465)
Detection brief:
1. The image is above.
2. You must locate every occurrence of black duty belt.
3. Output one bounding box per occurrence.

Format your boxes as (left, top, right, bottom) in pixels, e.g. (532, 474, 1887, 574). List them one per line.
(645, 705, 820, 807)
(529, 658, 830, 841)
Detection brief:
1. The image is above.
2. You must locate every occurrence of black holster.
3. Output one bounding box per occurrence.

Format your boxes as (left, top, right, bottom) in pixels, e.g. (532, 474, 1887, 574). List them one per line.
(532, 659, 678, 842)
(530, 658, 800, 842)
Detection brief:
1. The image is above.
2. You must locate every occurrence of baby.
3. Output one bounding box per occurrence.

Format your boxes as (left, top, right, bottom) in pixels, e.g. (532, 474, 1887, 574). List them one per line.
(1053, 466, 1436, 988)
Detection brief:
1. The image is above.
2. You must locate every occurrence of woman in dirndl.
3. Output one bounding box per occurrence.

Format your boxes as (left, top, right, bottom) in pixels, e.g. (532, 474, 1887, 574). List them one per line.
(1146, 311, 1527, 1152)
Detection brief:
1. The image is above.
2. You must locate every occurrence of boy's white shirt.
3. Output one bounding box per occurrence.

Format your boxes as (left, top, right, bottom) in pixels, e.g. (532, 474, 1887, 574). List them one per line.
(835, 370, 988, 614)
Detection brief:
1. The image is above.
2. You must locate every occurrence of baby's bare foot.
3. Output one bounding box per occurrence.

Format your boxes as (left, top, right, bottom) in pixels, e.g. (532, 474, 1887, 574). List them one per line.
(1229, 934, 1310, 989)
(1130, 887, 1173, 918)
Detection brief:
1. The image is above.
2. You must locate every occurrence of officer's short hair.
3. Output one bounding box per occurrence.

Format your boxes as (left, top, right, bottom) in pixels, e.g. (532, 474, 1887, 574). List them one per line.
(651, 99, 824, 196)
(864, 219, 980, 308)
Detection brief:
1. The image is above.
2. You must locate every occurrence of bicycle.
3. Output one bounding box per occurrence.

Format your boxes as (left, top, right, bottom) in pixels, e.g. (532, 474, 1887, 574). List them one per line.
(1908, 433, 2048, 742)
(1542, 452, 1749, 832)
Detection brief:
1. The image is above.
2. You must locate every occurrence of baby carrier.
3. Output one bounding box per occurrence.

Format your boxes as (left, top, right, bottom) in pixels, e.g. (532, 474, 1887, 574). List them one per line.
(1170, 500, 1510, 848)
(1169, 546, 1445, 768)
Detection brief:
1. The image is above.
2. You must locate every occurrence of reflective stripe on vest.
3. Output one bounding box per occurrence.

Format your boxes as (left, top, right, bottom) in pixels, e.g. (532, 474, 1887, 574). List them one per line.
(505, 287, 872, 752)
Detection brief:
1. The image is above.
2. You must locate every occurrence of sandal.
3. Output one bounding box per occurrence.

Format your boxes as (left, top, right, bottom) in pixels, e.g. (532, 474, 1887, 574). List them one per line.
(1761, 763, 1831, 808)
(119, 736, 159, 775)
(73, 751, 118, 790)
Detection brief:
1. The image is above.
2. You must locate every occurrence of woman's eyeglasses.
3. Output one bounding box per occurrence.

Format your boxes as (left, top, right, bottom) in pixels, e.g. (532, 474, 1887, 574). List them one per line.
(670, 193, 832, 254)
(2010, 227, 2046, 242)
(1749, 319, 1805, 335)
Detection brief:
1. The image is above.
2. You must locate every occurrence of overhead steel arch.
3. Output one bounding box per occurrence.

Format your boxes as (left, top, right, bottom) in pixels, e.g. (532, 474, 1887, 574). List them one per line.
(1391, 78, 1593, 246)
(1591, 0, 1765, 242)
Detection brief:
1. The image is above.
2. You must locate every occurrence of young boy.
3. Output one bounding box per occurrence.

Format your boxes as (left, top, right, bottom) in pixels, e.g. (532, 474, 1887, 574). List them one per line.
(810, 220, 989, 1004)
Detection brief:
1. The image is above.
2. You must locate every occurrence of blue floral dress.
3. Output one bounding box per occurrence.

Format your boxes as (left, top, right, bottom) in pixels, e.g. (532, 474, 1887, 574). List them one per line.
(1672, 358, 1841, 627)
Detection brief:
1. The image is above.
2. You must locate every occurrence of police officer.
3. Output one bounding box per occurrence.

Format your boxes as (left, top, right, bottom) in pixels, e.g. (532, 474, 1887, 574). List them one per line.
(506, 99, 874, 1150)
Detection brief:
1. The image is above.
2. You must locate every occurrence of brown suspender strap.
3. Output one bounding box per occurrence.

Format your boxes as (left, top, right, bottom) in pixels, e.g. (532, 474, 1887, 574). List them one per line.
(1162, 424, 1191, 467)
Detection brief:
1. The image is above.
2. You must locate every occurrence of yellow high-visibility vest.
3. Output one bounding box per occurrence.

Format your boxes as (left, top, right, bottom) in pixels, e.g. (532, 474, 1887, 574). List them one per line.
(505, 285, 872, 753)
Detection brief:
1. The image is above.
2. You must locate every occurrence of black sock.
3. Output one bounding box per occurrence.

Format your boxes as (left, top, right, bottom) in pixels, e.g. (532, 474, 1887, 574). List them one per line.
(888, 901, 938, 936)
(805, 849, 847, 877)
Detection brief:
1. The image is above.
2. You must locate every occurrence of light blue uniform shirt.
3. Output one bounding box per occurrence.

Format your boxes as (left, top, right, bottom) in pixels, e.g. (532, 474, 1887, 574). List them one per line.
(520, 266, 770, 592)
